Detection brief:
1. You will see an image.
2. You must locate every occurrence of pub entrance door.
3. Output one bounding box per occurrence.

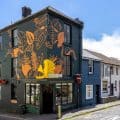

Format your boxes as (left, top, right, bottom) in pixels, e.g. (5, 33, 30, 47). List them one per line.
(42, 84, 53, 113)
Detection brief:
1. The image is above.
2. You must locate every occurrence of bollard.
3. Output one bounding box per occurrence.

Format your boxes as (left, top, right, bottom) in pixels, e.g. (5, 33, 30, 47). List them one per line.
(57, 105, 62, 119)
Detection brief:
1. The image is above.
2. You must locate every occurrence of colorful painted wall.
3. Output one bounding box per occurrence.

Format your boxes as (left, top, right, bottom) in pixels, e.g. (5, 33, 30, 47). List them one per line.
(2, 13, 81, 80)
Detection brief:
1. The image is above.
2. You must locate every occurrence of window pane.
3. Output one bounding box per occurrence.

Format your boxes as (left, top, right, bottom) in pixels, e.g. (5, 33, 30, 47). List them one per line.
(26, 84, 30, 104)
(56, 83, 61, 105)
(31, 84, 35, 105)
(36, 84, 40, 106)
(68, 83, 72, 103)
(12, 29, 18, 47)
(62, 83, 68, 104)
(64, 24, 70, 43)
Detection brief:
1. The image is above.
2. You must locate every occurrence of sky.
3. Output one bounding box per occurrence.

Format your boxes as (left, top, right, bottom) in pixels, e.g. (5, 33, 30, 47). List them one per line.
(1, 0, 120, 58)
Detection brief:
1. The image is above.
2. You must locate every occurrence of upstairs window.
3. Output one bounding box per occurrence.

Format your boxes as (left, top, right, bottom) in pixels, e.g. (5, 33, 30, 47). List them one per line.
(63, 56, 71, 76)
(110, 66, 114, 75)
(116, 67, 118, 75)
(12, 29, 18, 47)
(11, 58, 18, 78)
(0, 36, 2, 50)
(88, 60, 93, 74)
(64, 24, 71, 44)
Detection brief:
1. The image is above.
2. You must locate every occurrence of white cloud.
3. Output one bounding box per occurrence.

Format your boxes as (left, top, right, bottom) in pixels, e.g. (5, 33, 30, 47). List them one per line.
(83, 31, 120, 59)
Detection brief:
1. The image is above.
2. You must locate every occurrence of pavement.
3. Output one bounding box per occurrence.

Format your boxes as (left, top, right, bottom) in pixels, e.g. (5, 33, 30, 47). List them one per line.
(1, 100, 120, 120)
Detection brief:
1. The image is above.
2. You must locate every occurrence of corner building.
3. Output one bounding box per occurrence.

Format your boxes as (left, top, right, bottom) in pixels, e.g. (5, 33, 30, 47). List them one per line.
(0, 7, 83, 114)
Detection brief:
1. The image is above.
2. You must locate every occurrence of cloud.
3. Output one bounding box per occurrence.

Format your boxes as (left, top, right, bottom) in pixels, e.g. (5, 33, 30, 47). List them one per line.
(83, 31, 120, 59)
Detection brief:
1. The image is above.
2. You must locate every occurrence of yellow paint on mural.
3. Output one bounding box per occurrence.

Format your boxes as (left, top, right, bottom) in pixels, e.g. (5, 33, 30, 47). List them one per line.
(36, 59, 55, 79)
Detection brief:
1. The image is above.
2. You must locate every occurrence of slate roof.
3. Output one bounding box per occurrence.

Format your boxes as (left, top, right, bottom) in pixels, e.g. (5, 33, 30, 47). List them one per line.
(85, 49, 120, 66)
(82, 49, 101, 61)
(0, 6, 83, 33)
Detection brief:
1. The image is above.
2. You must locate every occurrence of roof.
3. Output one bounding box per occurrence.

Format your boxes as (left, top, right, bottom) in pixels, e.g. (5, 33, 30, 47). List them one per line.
(0, 6, 83, 33)
(82, 49, 101, 61)
(85, 49, 120, 66)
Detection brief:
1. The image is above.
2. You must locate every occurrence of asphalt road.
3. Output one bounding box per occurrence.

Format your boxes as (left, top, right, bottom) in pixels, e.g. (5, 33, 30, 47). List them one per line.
(72, 105, 120, 120)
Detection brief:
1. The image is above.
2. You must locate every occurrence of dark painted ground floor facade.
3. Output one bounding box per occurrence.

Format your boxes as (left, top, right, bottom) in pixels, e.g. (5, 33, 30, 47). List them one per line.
(0, 78, 79, 114)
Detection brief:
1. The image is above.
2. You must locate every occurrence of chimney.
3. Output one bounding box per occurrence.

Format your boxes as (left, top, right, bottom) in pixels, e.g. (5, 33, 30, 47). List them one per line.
(22, 6, 32, 18)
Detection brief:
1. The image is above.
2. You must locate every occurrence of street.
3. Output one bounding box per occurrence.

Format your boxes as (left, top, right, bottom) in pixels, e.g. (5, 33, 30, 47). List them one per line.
(72, 105, 120, 120)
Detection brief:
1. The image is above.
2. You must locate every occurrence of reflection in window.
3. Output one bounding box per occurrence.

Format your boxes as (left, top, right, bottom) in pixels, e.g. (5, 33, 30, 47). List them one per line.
(63, 56, 71, 76)
(56, 83, 73, 105)
(26, 84, 40, 106)
(64, 24, 70, 44)
(12, 29, 18, 47)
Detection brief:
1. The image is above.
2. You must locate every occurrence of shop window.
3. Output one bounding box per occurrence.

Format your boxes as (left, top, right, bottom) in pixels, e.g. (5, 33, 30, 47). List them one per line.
(12, 29, 18, 47)
(64, 24, 71, 44)
(56, 83, 73, 105)
(88, 60, 93, 74)
(102, 81, 108, 93)
(11, 58, 18, 78)
(63, 56, 71, 76)
(86, 85, 93, 100)
(11, 84, 17, 103)
(26, 84, 40, 106)
(0, 36, 2, 50)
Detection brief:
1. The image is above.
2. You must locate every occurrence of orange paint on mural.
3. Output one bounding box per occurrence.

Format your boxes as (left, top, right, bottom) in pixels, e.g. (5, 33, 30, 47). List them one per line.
(31, 51, 38, 71)
(54, 65, 62, 74)
(22, 64, 31, 78)
(26, 31, 35, 45)
(12, 48, 23, 58)
(57, 32, 64, 48)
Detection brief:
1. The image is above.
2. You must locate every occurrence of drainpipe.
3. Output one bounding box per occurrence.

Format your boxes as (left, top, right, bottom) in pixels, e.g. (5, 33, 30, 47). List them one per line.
(109, 66, 112, 96)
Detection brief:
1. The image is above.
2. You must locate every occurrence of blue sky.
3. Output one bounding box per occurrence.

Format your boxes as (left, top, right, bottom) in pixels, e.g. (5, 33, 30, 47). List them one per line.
(1, 0, 120, 58)
(1, 0, 120, 39)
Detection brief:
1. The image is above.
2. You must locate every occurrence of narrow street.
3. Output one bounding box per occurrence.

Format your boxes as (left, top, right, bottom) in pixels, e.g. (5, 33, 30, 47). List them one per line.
(71, 105, 120, 120)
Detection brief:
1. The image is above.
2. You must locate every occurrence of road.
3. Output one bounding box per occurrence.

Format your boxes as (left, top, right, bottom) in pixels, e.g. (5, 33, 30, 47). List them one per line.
(72, 105, 120, 120)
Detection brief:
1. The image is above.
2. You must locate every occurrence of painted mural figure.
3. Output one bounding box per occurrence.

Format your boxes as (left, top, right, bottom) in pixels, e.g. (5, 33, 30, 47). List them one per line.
(7, 16, 77, 79)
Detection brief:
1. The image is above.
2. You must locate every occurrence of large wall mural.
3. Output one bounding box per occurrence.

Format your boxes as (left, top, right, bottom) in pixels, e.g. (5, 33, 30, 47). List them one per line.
(7, 15, 77, 80)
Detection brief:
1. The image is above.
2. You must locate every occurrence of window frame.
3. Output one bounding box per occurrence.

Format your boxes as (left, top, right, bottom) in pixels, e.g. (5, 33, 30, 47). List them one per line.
(88, 60, 93, 74)
(102, 81, 108, 93)
(64, 24, 71, 44)
(56, 83, 73, 105)
(86, 85, 93, 100)
(12, 29, 18, 47)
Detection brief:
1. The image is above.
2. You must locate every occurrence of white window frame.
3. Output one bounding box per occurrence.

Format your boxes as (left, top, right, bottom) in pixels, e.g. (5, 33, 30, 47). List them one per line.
(102, 81, 108, 93)
(88, 60, 93, 74)
(86, 85, 93, 100)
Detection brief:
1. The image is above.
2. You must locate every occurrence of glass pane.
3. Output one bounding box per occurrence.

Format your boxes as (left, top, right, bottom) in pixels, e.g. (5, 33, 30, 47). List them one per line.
(62, 83, 68, 104)
(26, 84, 30, 104)
(36, 84, 40, 106)
(68, 83, 72, 103)
(31, 84, 35, 105)
(56, 83, 61, 105)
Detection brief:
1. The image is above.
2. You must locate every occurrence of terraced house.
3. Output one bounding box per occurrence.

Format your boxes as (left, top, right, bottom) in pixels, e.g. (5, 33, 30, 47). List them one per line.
(0, 6, 83, 114)
(87, 50, 120, 103)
